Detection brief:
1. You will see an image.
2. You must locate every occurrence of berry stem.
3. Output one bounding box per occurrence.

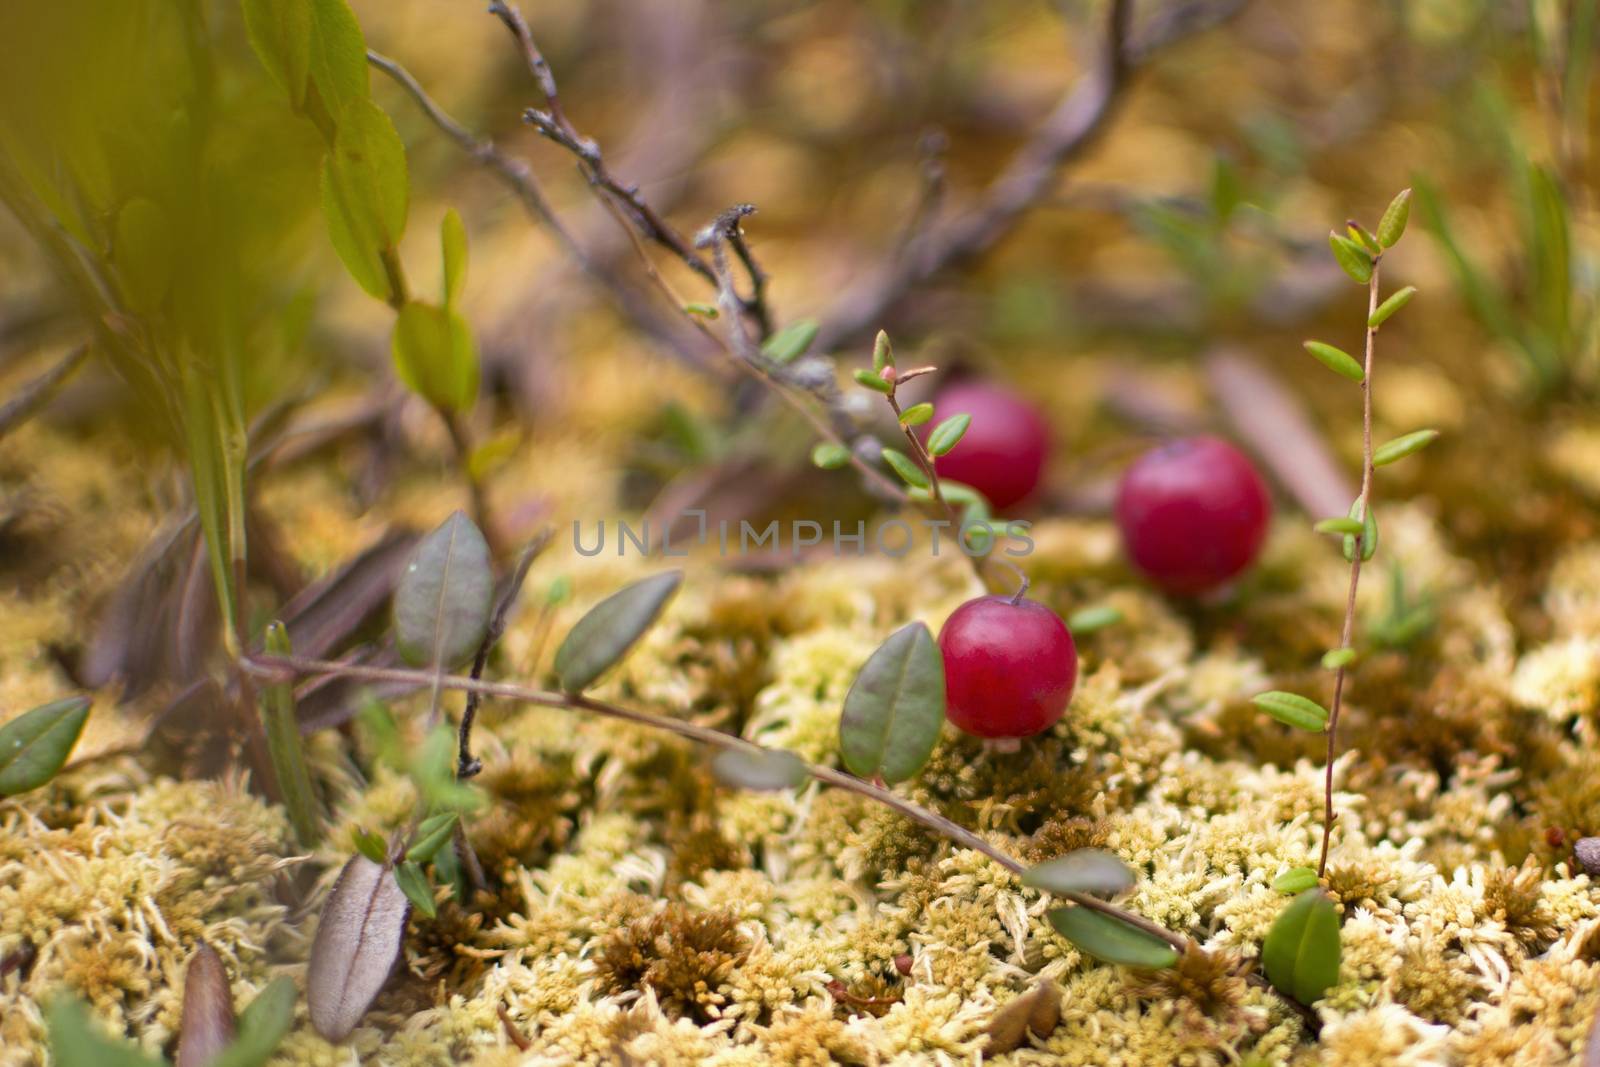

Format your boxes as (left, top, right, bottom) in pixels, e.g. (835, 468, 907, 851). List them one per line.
(1318, 258, 1381, 878)
(1009, 572, 1031, 606)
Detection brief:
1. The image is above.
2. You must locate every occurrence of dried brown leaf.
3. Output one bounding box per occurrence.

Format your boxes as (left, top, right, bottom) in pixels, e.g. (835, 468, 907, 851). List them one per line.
(307, 856, 409, 1041)
(175, 943, 235, 1067)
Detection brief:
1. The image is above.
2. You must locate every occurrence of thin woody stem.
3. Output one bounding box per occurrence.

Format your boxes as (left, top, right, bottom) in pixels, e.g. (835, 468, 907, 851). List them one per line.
(1318, 259, 1381, 878)
(242, 651, 1190, 953)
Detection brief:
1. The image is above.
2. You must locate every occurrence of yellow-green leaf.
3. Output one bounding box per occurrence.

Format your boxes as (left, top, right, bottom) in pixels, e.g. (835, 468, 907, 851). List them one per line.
(899, 402, 934, 427)
(243, 0, 313, 108)
(321, 100, 408, 300)
(811, 442, 851, 469)
(114, 198, 173, 314)
(927, 413, 971, 456)
(308, 0, 368, 120)
(1302, 340, 1363, 382)
(391, 301, 479, 412)
(1373, 429, 1439, 467)
(881, 448, 928, 489)
(1250, 691, 1329, 732)
(1377, 188, 1411, 249)
(762, 320, 818, 365)
(1328, 231, 1373, 284)
(441, 208, 467, 308)
(1368, 286, 1416, 328)
(873, 329, 894, 371)
(1342, 498, 1378, 562)
(1272, 867, 1320, 895)
(1262, 889, 1341, 1005)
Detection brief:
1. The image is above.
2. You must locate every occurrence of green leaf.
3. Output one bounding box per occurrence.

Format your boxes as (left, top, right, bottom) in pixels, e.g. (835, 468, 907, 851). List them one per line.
(853, 368, 892, 393)
(1328, 231, 1373, 284)
(1342, 498, 1378, 563)
(1321, 647, 1357, 670)
(0, 696, 90, 796)
(243, 0, 313, 108)
(554, 572, 683, 693)
(1313, 516, 1365, 536)
(926, 414, 971, 457)
(761, 320, 819, 365)
(1023, 849, 1136, 897)
(440, 208, 467, 308)
(406, 812, 459, 864)
(811, 442, 851, 470)
(320, 99, 408, 300)
(545, 575, 573, 606)
(47, 998, 166, 1067)
(710, 747, 808, 791)
(1046, 907, 1179, 970)
(1066, 605, 1123, 634)
(880, 448, 929, 489)
(394, 861, 436, 919)
(1346, 222, 1381, 256)
(1262, 888, 1342, 1005)
(353, 829, 388, 864)
(391, 301, 480, 412)
(262, 622, 322, 847)
(212, 978, 297, 1067)
(1272, 867, 1320, 895)
(394, 511, 495, 671)
(308, 0, 369, 120)
(1302, 341, 1364, 382)
(1377, 188, 1411, 248)
(1367, 286, 1416, 328)
(898, 402, 934, 427)
(684, 302, 718, 319)
(839, 622, 946, 784)
(873, 330, 894, 372)
(1373, 429, 1439, 467)
(1250, 691, 1329, 732)
(114, 197, 173, 314)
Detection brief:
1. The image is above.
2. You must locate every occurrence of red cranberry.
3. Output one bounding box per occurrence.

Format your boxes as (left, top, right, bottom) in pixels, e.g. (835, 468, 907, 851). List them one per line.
(925, 381, 1050, 510)
(938, 595, 1077, 739)
(1114, 436, 1271, 595)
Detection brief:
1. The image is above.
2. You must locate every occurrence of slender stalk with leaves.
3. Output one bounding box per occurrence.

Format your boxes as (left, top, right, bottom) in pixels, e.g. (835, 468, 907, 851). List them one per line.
(1251, 189, 1440, 877)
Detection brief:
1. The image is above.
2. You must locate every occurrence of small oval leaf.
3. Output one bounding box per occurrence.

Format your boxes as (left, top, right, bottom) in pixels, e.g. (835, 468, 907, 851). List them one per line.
(394, 511, 494, 672)
(1262, 888, 1342, 1005)
(1272, 867, 1320, 895)
(307, 856, 410, 1041)
(762, 320, 819, 365)
(175, 944, 235, 1067)
(1066, 605, 1122, 634)
(243, 0, 313, 108)
(873, 330, 894, 372)
(0, 696, 91, 796)
(320, 100, 408, 300)
(1373, 429, 1439, 467)
(839, 622, 946, 784)
(440, 208, 467, 308)
(853, 368, 892, 393)
(898, 402, 934, 427)
(711, 747, 808, 791)
(308, 0, 369, 119)
(1321, 647, 1357, 671)
(880, 448, 929, 489)
(1377, 188, 1411, 248)
(1251, 691, 1329, 732)
(811, 442, 851, 470)
(394, 861, 437, 919)
(1302, 341, 1364, 382)
(554, 571, 683, 693)
(1046, 907, 1180, 969)
(1328, 231, 1373, 284)
(927, 413, 971, 457)
(1023, 849, 1136, 897)
(1313, 516, 1365, 536)
(1367, 286, 1416, 328)
(406, 812, 459, 864)
(1342, 498, 1378, 563)
(391, 301, 480, 412)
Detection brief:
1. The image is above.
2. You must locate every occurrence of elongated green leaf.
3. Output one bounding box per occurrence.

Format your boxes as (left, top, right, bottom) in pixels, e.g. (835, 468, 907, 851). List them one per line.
(1302, 341, 1363, 382)
(1321, 647, 1357, 670)
(811, 442, 851, 470)
(554, 572, 683, 693)
(1272, 867, 1320, 895)
(1373, 429, 1439, 467)
(1314, 516, 1365, 536)
(1347, 223, 1381, 256)
(212, 978, 297, 1067)
(927, 413, 971, 456)
(1047, 907, 1179, 969)
(873, 330, 894, 371)
(394, 511, 494, 671)
(1368, 286, 1416, 328)
(1328, 231, 1373, 283)
(391, 301, 479, 412)
(1023, 849, 1136, 897)
(711, 747, 808, 791)
(0, 696, 90, 796)
(1067, 605, 1122, 634)
(47, 998, 165, 1067)
(262, 622, 322, 847)
(1251, 691, 1329, 732)
(406, 812, 459, 864)
(762, 320, 819, 365)
(353, 829, 388, 864)
(853, 368, 892, 393)
(1377, 188, 1411, 248)
(1262, 888, 1341, 1005)
(308, 0, 368, 120)
(321, 100, 408, 300)
(1342, 498, 1378, 563)
(114, 197, 173, 314)
(881, 448, 928, 489)
(839, 622, 945, 784)
(899, 402, 934, 427)
(441, 209, 467, 308)
(394, 861, 436, 919)
(243, 0, 313, 108)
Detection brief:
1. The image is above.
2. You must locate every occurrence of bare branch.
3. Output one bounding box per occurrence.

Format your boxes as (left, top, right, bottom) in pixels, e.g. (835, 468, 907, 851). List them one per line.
(0, 344, 89, 439)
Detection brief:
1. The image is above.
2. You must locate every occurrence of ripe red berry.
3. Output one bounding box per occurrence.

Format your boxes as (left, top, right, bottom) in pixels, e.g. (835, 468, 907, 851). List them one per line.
(938, 595, 1077, 739)
(1114, 436, 1272, 595)
(926, 381, 1049, 510)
